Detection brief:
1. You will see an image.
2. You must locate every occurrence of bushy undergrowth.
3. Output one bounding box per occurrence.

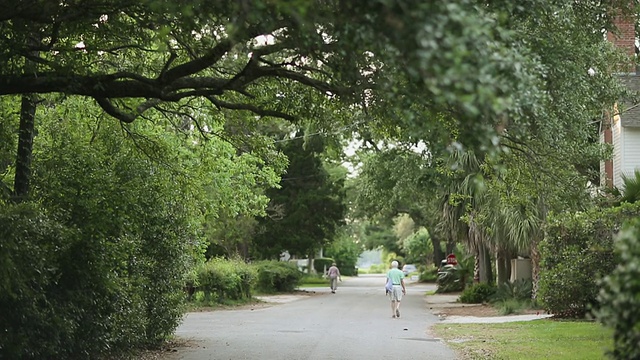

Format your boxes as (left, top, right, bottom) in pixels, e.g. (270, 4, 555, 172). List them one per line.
(254, 260, 303, 293)
(196, 257, 256, 304)
(496, 299, 531, 315)
(457, 279, 534, 314)
(492, 279, 532, 302)
(0, 199, 190, 359)
(489, 280, 534, 315)
(366, 263, 387, 274)
(0, 203, 79, 359)
(539, 202, 640, 318)
(301, 274, 330, 285)
(596, 219, 640, 360)
(313, 257, 335, 274)
(436, 265, 465, 293)
(419, 267, 438, 282)
(459, 283, 496, 303)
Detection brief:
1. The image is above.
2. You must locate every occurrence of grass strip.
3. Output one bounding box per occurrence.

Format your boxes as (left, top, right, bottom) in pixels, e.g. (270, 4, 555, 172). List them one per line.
(432, 320, 612, 360)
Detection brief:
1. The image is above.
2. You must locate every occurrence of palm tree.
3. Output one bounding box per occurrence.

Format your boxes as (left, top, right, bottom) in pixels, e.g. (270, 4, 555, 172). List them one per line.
(437, 149, 494, 284)
(485, 193, 544, 294)
(619, 170, 640, 204)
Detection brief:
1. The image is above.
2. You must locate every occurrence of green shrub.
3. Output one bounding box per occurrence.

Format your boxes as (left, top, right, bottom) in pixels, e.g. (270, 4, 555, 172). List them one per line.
(368, 263, 387, 274)
(0, 203, 79, 359)
(313, 257, 335, 274)
(196, 257, 256, 304)
(492, 279, 532, 303)
(300, 274, 330, 285)
(419, 267, 438, 282)
(0, 199, 191, 358)
(496, 299, 530, 315)
(596, 218, 640, 360)
(539, 203, 640, 318)
(436, 265, 465, 293)
(254, 260, 302, 293)
(459, 283, 496, 304)
(325, 236, 360, 276)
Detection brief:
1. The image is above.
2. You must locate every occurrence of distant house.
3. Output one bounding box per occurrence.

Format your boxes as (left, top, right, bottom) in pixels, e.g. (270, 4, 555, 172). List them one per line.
(602, 12, 640, 189)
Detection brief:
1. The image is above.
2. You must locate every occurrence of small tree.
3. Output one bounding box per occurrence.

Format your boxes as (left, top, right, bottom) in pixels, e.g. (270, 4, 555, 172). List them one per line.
(596, 218, 640, 360)
(326, 235, 362, 276)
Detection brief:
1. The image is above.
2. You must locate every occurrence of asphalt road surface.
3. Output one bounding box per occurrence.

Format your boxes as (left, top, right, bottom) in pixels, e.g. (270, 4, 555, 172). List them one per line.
(168, 274, 457, 360)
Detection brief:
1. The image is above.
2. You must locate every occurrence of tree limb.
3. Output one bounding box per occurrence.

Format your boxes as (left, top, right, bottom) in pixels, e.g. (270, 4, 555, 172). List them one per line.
(251, 65, 350, 97)
(207, 96, 295, 121)
(161, 40, 233, 84)
(94, 97, 136, 123)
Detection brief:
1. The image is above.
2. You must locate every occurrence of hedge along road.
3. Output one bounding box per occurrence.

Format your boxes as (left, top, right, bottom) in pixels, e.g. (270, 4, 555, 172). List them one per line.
(167, 274, 457, 360)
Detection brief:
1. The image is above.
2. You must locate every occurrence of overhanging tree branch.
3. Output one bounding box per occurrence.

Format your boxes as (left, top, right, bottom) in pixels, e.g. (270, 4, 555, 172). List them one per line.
(160, 40, 234, 84)
(207, 96, 295, 121)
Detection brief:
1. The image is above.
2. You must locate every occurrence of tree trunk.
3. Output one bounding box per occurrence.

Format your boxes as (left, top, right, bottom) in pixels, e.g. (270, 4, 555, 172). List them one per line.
(496, 250, 511, 284)
(431, 236, 443, 267)
(478, 244, 493, 284)
(446, 240, 456, 255)
(13, 94, 37, 201)
(531, 238, 541, 302)
(307, 254, 314, 274)
(473, 251, 480, 284)
(13, 32, 40, 202)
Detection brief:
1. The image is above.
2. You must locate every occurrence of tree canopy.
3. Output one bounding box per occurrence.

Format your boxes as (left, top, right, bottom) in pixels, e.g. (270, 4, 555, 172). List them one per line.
(2, 0, 639, 356)
(4, 0, 630, 151)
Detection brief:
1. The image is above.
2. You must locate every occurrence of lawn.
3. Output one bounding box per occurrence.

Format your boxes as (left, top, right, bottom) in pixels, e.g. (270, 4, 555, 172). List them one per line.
(432, 320, 612, 360)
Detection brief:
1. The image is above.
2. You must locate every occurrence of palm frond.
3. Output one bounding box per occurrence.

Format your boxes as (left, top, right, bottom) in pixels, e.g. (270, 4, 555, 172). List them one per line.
(620, 170, 640, 204)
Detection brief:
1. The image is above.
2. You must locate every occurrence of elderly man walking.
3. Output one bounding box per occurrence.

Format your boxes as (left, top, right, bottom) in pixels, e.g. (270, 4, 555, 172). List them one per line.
(386, 261, 406, 318)
(326, 262, 341, 293)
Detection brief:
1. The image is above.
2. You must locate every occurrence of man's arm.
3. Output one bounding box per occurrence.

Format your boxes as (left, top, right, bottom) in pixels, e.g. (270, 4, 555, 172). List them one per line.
(401, 279, 406, 293)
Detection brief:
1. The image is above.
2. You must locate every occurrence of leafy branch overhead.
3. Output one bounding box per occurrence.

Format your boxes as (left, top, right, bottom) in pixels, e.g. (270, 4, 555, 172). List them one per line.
(5, 0, 628, 150)
(2, 1, 358, 122)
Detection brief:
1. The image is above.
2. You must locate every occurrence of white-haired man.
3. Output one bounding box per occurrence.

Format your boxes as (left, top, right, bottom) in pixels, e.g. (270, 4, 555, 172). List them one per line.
(386, 260, 406, 318)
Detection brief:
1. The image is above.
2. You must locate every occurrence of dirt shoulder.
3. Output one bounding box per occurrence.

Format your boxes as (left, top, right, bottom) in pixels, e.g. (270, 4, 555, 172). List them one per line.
(426, 293, 500, 318)
(425, 293, 539, 318)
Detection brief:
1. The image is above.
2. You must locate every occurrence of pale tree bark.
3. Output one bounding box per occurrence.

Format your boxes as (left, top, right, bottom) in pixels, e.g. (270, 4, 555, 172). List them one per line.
(473, 252, 480, 284)
(531, 238, 541, 302)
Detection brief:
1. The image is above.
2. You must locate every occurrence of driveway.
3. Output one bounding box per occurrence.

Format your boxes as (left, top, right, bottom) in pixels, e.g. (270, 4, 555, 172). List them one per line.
(167, 274, 457, 360)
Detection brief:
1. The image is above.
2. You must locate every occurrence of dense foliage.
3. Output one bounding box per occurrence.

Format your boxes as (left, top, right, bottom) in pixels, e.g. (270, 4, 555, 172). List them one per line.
(596, 218, 640, 360)
(0, 95, 280, 358)
(253, 132, 347, 259)
(313, 258, 335, 275)
(492, 279, 533, 303)
(1, 0, 638, 357)
(196, 257, 256, 303)
(254, 261, 303, 294)
(326, 235, 361, 276)
(0, 202, 82, 358)
(459, 283, 497, 304)
(539, 202, 640, 318)
(436, 265, 466, 294)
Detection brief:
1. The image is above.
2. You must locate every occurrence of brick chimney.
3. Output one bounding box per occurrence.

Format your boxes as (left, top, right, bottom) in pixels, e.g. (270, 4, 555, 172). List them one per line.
(607, 8, 637, 73)
(602, 7, 636, 187)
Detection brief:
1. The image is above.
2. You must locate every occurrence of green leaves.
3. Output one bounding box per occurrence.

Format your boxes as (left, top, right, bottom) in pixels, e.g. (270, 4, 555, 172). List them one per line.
(253, 130, 347, 259)
(539, 202, 640, 318)
(596, 218, 640, 359)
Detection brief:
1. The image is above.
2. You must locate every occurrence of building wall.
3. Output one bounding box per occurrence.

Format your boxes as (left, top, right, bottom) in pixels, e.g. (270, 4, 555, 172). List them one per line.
(617, 126, 640, 189)
(613, 116, 623, 188)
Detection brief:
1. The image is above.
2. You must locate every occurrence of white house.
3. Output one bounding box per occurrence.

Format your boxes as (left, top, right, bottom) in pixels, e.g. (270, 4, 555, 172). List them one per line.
(602, 11, 640, 189)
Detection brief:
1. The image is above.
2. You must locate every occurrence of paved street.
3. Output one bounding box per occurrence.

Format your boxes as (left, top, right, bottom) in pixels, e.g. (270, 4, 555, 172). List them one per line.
(168, 274, 457, 360)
